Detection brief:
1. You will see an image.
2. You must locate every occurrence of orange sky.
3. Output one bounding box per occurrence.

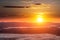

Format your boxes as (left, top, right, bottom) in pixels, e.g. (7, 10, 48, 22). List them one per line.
(0, 18, 60, 23)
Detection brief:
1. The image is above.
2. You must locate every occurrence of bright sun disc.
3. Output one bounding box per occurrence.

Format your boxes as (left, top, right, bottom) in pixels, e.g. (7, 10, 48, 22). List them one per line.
(37, 18, 43, 22)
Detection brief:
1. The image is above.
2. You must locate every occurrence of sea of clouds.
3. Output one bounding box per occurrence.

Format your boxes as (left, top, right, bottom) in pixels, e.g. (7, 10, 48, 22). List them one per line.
(0, 34, 60, 40)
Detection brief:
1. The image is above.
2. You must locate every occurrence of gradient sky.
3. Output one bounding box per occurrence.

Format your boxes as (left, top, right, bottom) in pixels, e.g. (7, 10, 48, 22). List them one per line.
(0, 0, 60, 22)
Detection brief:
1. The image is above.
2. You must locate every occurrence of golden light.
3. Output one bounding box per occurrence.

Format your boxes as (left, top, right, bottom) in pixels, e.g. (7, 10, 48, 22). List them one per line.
(35, 13, 44, 23)
(31, 12, 47, 23)
(36, 17, 43, 23)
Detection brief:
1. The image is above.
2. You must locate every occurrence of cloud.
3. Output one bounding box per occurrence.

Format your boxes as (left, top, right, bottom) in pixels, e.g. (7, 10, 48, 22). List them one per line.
(0, 34, 60, 40)
(0, 0, 60, 18)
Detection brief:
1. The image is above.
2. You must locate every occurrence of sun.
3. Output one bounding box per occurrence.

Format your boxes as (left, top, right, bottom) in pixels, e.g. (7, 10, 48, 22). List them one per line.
(35, 14, 44, 23)
(37, 17, 43, 22)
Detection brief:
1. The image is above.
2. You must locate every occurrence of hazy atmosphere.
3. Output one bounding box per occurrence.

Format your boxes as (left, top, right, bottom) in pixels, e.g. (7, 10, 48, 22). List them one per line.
(0, 0, 60, 40)
(0, 0, 60, 23)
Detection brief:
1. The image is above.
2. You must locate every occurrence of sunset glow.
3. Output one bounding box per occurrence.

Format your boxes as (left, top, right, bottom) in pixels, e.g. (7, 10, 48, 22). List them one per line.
(36, 17, 43, 23)
(35, 13, 44, 23)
